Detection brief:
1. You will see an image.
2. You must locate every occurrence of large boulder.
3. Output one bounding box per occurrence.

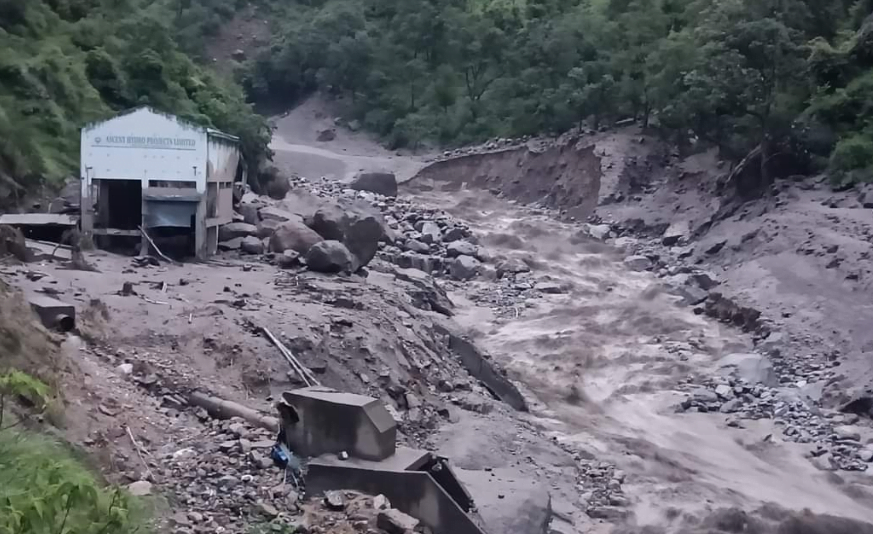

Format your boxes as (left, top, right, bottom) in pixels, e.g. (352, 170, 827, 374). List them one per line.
(218, 222, 258, 241)
(256, 219, 282, 239)
(241, 236, 264, 255)
(237, 203, 260, 225)
(269, 217, 324, 255)
(260, 205, 298, 222)
(449, 255, 481, 280)
(662, 220, 691, 246)
(446, 240, 478, 258)
(307, 202, 387, 271)
(349, 171, 398, 197)
(716, 353, 777, 386)
(258, 165, 290, 200)
(306, 241, 354, 274)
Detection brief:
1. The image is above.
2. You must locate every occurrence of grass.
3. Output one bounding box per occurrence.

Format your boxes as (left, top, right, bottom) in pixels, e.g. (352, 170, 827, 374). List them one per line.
(0, 428, 152, 534)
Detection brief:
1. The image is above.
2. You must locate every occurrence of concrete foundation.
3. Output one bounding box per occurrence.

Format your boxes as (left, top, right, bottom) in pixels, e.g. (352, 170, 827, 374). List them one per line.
(307, 453, 486, 534)
(278, 387, 397, 461)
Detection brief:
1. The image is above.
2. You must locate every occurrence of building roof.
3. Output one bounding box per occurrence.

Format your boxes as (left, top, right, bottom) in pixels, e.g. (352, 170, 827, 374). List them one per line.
(82, 106, 239, 143)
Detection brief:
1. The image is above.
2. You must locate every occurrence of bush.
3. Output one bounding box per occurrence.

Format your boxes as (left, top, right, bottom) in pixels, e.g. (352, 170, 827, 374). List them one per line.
(830, 134, 873, 172)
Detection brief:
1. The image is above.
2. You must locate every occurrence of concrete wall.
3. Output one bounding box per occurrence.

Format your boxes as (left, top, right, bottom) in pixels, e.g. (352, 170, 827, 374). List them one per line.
(81, 107, 207, 193)
(206, 132, 239, 226)
(440, 328, 529, 412)
(280, 388, 396, 461)
(306, 463, 487, 534)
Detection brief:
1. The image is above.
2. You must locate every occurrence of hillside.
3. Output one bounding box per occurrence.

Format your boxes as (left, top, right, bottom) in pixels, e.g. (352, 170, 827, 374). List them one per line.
(0, 0, 271, 204)
(244, 0, 873, 186)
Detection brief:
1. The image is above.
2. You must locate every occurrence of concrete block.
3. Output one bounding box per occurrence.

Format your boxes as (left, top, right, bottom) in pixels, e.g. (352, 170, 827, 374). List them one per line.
(279, 387, 397, 461)
(28, 295, 75, 332)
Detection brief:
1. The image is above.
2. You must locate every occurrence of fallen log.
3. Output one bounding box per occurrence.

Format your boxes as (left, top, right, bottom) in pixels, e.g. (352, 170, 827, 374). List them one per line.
(188, 391, 279, 432)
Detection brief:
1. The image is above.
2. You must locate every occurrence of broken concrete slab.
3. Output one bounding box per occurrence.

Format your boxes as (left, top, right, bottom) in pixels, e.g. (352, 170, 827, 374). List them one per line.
(279, 387, 397, 461)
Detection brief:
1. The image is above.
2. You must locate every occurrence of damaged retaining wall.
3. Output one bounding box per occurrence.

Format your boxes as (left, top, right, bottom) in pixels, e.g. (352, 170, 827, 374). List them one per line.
(436, 324, 528, 412)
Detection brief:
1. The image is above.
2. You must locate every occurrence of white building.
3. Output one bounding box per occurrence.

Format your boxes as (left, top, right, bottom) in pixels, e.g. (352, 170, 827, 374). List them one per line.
(80, 107, 242, 259)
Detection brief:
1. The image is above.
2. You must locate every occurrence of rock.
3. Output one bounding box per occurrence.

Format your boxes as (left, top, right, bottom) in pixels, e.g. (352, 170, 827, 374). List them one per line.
(372, 495, 391, 510)
(858, 448, 873, 462)
(691, 388, 719, 404)
(810, 453, 837, 471)
(232, 48, 246, 60)
(117, 363, 134, 375)
(706, 239, 728, 255)
(324, 491, 345, 511)
(662, 220, 691, 246)
(256, 219, 282, 239)
(126, 480, 152, 496)
(443, 227, 466, 242)
(535, 281, 566, 294)
(720, 398, 742, 413)
(349, 171, 398, 197)
(260, 206, 298, 222)
(419, 222, 442, 242)
(496, 257, 530, 276)
(585, 223, 612, 240)
(238, 203, 260, 225)
(691, 271, 720, 290)
(269, 218, 324, 254)
(716, 353, 777, 387)
(858, 186, 873, 208)
(834, 425, 861, 442)
(676, 284, 708, 306)
(277, 250, 301, 269)
(317, 129, 336, 142)
(306, 241, 354, 274)
(715, 384, 733, 399)
(623, 255, 652, 271)
(587, 506, 629, 520)
(394, 267, 454, 316)
(449, 255, 481, 280)
(257, 502, 280, 518)
(240, 236, 264, 255)
(404, 239, 430, 254)
(446, 240, 478, 258)
(218, 238, 243, 251)
(308, 202, 386, 270)
(376, 509, 420, 534)
(218, 222, 257, 241)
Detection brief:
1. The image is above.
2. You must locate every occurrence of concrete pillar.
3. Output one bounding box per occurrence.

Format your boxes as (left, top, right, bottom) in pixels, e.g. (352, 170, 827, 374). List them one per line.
(80, 177, 93, 235)
(194, 199, 207, 260)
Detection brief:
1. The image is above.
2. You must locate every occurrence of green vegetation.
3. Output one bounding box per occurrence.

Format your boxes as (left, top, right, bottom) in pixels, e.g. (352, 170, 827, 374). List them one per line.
(0, 0, 271, 198)
(245, 0, 873, 184)
(3, 0, 872, 195)
(0, 371, 149, 534)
